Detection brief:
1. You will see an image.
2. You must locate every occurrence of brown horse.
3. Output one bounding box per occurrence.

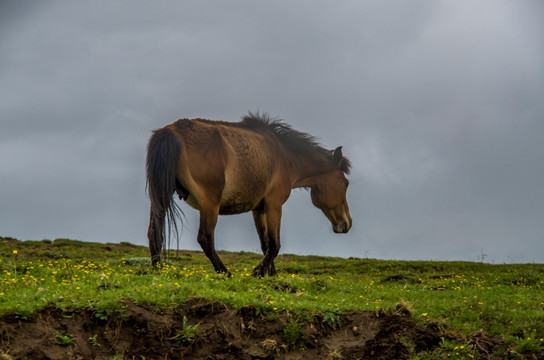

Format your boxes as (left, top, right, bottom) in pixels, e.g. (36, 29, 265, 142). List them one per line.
(146, 112, 352, 276)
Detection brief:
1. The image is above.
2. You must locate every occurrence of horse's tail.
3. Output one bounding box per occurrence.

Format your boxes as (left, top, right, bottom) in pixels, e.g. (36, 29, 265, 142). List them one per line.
(146, 127, 183, 265)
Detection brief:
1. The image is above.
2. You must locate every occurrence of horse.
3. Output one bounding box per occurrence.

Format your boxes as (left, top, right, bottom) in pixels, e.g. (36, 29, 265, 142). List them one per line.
(146, 112, 352, 276)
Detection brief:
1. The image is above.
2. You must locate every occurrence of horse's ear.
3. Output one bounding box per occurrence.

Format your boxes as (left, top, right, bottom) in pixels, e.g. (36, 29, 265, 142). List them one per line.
(333, 146, 343, 167)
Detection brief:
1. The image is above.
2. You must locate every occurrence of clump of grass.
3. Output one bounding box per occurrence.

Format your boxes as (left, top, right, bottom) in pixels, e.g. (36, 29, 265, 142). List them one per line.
(283, 318, 302, 348)
(437, 339, 478, 359)
(398, 335, 416, 356)
(326, 348, 343, 360)
(171, 316, 203, 345)
(507, 328, 544, 356)
(322, 309, 343, 329)
(261, 338, 287, 355)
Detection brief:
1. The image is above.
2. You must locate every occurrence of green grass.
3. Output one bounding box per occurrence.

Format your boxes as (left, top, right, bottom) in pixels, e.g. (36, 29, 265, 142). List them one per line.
(55, 333, 75, 346)
(1, 237, 543, 358)
(283, 318, 302, 348)
(172, 315, 204, 345)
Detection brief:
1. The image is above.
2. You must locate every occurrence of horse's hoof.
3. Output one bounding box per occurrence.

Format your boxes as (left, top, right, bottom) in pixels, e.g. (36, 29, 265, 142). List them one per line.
(215, 268, 232, 277)
(252, 267, 264, 278)
(252, 264, 276, 277)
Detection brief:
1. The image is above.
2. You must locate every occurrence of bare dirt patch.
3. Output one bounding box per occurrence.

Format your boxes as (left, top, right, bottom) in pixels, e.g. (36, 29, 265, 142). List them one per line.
(2, 297, 441, 359)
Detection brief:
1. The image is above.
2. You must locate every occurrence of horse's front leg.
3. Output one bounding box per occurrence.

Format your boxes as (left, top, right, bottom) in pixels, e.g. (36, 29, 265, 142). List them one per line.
(252, 207, 281, 277)
(198, 205, 230, 275)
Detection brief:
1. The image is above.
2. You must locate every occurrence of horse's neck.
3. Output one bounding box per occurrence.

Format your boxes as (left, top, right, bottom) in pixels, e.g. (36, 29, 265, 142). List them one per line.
(289, 152, 329, 188)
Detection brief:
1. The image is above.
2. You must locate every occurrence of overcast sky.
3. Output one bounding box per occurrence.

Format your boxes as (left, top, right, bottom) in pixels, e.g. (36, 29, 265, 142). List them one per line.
(1, 1, 543, 263)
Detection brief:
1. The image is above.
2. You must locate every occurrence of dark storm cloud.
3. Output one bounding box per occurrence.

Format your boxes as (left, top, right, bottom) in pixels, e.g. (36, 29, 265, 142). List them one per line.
(1, 1, 543, 263)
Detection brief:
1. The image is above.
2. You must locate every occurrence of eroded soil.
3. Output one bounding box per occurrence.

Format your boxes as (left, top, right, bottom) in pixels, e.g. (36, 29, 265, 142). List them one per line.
(0, 297, 497, 360)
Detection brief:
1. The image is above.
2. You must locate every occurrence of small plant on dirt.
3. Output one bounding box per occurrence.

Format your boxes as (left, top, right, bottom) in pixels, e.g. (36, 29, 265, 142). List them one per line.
(94, 309, 110, 321)
(55, 333, 75, 346)
(326, 347, 343, 360)
(172, 316, 202, 345)
(283, 318, 302, 348)
(261, 338, 287, 355)
(88, 334, 101, 347)
(398, 335, 416, 356)
(322, 309, 343, 330)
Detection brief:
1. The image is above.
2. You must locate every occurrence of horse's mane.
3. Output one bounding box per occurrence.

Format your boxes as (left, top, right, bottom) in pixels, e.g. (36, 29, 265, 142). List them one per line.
(241, 112, 351, 174)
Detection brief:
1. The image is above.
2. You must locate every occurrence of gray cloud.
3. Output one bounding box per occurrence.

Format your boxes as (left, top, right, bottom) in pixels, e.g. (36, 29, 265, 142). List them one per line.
(1, 1, 543, 263)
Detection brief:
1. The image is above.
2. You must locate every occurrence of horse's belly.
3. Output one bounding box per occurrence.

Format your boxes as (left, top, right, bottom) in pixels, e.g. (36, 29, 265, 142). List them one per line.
(183, 190, 257, 214)
(219, 189, 261, 215)
(219, 162, 268, 214)
(219, 203, 255, 215)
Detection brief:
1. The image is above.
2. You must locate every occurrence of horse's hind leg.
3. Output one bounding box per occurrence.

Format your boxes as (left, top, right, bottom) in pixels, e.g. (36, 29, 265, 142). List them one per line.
(197, 205, 230, 275)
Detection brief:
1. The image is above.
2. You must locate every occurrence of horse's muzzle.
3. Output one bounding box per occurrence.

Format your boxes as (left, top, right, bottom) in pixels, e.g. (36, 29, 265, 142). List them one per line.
(333, 218, 352, 234)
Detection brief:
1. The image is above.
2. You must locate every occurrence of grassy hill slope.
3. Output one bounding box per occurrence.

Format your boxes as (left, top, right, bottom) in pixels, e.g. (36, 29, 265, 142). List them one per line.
(1, 237, 543, 359)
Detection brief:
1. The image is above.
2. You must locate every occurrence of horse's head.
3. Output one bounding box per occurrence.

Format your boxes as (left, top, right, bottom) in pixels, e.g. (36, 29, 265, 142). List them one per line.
(310, 147, 352, 233)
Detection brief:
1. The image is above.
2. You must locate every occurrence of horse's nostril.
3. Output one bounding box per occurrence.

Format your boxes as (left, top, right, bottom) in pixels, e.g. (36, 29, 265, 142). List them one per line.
(333, 220, 350, 234)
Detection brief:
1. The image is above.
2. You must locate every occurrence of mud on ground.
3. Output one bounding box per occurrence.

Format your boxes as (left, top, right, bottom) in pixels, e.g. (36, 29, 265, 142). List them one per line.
(0, 297, 494, 359)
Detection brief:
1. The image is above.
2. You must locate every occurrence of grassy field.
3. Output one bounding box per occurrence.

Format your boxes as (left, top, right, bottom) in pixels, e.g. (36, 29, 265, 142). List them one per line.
(1, 237, 543, 359)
